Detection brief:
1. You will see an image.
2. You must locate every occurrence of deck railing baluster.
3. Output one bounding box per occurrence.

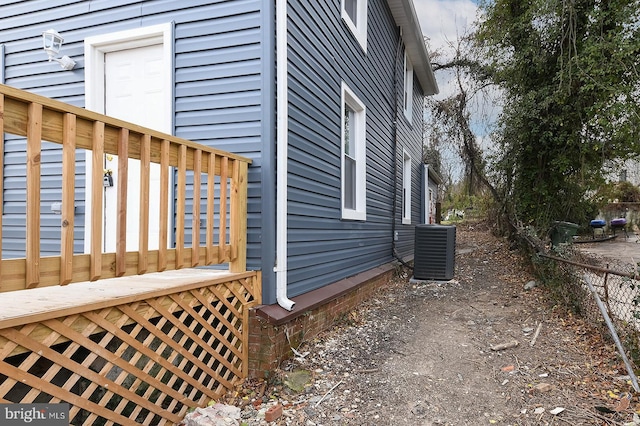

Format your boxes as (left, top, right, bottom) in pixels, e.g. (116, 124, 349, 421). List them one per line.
(90, 121, 105, 281)
(60, 113, 76, 285)
(26, 102, 42, 288)
(138, 133, 151, 274)
(175, 144, 187, 269)
(116, 128, 129, 277)
(219, 156, 228, 262)
(192, 149, 202, 267)
(158, 139, 170, 272)
(206, 152, 216, 265)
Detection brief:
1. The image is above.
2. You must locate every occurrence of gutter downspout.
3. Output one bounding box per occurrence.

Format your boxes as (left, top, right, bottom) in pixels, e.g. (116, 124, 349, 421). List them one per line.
(391, 34, 403, 261)
(390, 32, 415, 271)
(275, 0, 295, 311)
(423, 163, 429, 224)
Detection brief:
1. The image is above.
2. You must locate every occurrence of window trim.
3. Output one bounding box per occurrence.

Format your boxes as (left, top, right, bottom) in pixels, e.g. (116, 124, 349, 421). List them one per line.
(341, 82, 367, 221)
(341, 0, 368, 52)
(402, 150, 412, 224)
(403, 50, 414, 122)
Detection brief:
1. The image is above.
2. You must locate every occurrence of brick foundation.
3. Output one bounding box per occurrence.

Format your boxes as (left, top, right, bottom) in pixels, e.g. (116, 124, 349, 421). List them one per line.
(248, 263, 397, 378)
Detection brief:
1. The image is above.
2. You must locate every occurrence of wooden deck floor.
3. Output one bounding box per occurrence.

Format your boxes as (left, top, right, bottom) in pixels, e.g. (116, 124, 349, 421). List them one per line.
(0, 269, 256, 329)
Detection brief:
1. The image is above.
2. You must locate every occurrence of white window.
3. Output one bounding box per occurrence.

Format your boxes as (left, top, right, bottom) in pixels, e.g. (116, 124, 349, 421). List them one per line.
(341, 83, 367, 220)
(403, 50, 413, 122)
(402, 150, 412, 224)
(341, 0, 368, 52)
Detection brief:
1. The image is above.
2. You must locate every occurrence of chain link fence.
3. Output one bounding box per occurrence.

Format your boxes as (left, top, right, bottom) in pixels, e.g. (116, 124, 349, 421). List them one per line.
(533, 244, 640, 386)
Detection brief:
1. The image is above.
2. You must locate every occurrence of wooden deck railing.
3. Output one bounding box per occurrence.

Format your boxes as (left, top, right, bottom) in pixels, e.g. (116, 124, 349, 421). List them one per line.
(0, 84, 252, 293)
(0, 85, 260, 424)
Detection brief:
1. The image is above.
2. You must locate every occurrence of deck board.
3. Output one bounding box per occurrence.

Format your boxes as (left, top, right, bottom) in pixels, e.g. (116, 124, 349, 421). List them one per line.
(0, 269, 254, 329)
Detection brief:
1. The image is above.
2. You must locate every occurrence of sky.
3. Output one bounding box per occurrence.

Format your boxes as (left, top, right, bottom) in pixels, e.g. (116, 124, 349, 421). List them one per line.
(413, 0, 483, 101)
(413, 0, 480, 57)
(412, 0, 496, 182)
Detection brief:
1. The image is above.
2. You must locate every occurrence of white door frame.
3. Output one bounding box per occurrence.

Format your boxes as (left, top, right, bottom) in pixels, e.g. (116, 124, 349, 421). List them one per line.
(83, 23, 174, 253)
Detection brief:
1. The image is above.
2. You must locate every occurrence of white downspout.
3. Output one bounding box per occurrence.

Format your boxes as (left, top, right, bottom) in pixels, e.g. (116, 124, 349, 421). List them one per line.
(275, 0, 295, 311)
(424, 164, 429, 224)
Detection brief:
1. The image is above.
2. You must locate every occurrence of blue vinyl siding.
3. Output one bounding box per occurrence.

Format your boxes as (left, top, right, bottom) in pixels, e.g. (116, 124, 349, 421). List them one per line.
(0, 0, 266, 264)
(285, 0, 426, 298)
(0, 0, 429, 304)
(2, 136, 85, 257)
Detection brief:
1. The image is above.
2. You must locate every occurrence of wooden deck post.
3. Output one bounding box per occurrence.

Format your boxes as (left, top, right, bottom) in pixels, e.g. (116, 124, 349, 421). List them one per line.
(230, 160, 248, 273)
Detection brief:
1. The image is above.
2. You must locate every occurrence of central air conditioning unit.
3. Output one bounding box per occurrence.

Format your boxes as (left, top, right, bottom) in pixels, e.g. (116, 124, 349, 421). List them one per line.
(413, 224, 456, 280)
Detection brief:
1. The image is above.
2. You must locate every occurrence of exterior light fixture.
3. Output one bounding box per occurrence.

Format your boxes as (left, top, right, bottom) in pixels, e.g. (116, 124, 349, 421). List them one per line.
(42, 29, 76, 70)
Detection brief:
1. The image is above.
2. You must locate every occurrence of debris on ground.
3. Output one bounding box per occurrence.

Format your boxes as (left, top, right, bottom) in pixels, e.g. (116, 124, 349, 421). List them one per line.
(181, 403, 241, 426)
(181, 221, 637, 425)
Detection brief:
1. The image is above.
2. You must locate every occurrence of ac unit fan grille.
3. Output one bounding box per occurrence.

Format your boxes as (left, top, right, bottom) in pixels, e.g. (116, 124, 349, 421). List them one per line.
(414, 224, 456, 280)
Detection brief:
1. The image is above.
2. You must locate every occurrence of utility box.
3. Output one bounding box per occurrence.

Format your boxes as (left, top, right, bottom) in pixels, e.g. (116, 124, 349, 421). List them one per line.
(414, 224, 456, 280)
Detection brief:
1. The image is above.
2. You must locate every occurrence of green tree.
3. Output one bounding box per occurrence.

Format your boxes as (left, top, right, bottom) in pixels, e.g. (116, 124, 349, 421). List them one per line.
(476, 0, 640, 230)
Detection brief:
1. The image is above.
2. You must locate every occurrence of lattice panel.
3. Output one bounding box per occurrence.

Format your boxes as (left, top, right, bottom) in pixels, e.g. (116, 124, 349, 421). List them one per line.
(0, 277, 258, 425)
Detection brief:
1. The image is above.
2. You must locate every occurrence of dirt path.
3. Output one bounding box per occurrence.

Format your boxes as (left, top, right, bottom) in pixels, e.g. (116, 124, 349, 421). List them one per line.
(219, 222, 637, 425)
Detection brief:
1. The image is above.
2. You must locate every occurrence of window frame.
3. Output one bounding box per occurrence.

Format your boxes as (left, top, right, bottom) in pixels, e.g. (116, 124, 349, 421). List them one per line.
(341, 82, 367, 221)
(403, 50, 414, 122)
(341, 0, 368, 52)
(402, 150, 412, 224)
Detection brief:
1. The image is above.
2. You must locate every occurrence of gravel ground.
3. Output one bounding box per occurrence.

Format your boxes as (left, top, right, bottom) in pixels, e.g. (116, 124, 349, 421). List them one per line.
(183, 221, 638, 426)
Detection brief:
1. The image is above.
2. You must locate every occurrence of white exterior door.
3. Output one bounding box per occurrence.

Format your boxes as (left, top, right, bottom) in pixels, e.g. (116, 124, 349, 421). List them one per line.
(84, 23, 173, 254)
(104, 45, 163, 252)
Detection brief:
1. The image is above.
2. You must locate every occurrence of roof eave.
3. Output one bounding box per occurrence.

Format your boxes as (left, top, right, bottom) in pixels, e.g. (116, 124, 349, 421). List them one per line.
(386, 0, 439, 95)
(428, 166, 443, 185)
